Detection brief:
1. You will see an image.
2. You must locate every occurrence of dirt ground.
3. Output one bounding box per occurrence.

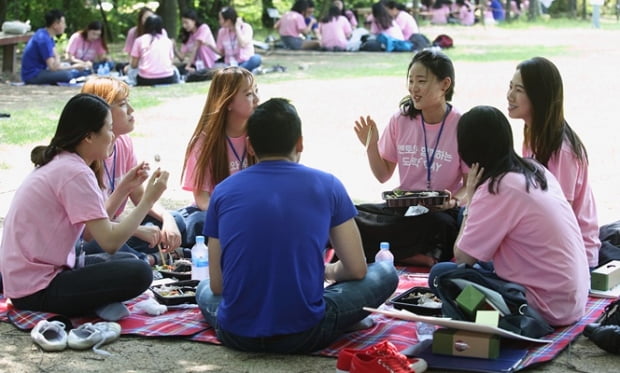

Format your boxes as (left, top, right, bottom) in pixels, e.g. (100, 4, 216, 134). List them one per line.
(1, 25, 620, 372)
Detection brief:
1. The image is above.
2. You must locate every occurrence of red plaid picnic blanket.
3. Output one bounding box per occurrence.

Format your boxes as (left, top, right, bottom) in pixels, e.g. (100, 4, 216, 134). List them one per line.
(0, 268, 612, 371)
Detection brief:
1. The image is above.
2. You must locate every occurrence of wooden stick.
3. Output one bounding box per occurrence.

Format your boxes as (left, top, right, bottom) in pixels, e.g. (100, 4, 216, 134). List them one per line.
(157, 244, 167, 266)
(365, 127, 372, 150)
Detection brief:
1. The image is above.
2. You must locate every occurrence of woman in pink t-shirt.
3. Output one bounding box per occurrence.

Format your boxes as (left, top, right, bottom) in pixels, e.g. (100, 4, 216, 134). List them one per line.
(354, 50, 468, 266)
(430, 105, 589, 326)
(81, 77, 184, 264)
(275, 0, 320, 50)
(385, 1, 420, 40)
(212, 7, 262, 72)
(318, 5, 352, 51)
(430, 0, 451, 24)
(130, 15, 178, 86)
(177, 9, 219, 75)
(507, 57, 601, 268)
(65, 21, 114, 73)
(370, 2, 405, 40)
(180, 67, 259, 234)
(0, 93, 168, 318)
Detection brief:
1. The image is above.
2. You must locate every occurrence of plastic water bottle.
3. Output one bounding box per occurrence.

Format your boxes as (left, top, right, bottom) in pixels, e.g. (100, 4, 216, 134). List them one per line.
(102, 63, 110, 76)
(191, 236, 209, 281)
(97, 65, 104, 76)
(375, 241, 394, 264)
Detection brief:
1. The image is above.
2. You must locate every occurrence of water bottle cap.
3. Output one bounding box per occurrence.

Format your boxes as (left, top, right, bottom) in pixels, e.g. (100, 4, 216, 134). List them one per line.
(196, 236, 205, 244)
(380, 242, 390, 250)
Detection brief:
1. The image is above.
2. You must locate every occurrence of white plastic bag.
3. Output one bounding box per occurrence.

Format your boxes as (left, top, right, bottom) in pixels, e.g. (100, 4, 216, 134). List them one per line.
(2, 21, 31, 35)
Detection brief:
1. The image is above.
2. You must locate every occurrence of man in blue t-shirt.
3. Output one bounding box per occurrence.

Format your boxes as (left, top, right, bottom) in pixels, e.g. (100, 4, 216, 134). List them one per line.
(195, 98, 398, 353)
(21, 9, 91, 85)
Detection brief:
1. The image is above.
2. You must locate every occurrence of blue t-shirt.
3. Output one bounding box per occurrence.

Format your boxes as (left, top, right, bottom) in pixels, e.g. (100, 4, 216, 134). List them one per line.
(204, 160, 357, 337)
(21, 28, 55, 82)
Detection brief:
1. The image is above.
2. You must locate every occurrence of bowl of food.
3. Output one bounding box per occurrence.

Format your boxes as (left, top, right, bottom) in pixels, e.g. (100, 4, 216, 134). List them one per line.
(382, 190, 450, 208)
(389, 286, 443, 316)
(155, 259, 192, 280)
(150, 280, 199, 305)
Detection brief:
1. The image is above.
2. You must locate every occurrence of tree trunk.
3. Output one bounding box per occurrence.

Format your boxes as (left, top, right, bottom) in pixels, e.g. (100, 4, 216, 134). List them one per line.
(96, 0, 113, 42)
(528, 0, 541, 20)
(262, 0, 276, 29)
(0, 0, 7, 25)
(158, 0, 179, 40)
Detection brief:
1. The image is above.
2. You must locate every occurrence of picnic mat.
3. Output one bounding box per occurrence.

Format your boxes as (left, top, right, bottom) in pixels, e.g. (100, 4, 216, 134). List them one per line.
(0, 267, 613, 372)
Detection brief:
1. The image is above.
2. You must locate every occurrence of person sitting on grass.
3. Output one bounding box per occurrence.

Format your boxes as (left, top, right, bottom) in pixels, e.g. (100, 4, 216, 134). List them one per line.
(80, 76, 184, 265)
(130, 14, 178, 86)
(0, 93, 167, 320)
(429, 105, 589, 327)
(21, 9, 91, 85)
(65, 21, 115, 75)
(195, 98, 398, 353)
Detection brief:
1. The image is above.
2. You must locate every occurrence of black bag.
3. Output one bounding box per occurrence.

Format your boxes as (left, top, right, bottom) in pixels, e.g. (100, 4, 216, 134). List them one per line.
(599, 220, 620, 266)
(354, 203, 458, 263)
(408, 33, 432, 51)
(359, 35, 384, 52)
(185, 68, 215, 83)
(434, 265, 555, 339)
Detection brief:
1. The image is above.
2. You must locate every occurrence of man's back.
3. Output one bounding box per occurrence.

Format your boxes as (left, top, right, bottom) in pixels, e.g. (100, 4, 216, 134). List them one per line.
(205, 160, 357, 338)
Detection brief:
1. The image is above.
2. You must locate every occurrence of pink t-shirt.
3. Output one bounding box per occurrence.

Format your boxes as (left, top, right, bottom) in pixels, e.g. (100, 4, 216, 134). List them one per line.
(124, 27, 168, 54)
(0, 152, 108, 299)
(66, 32, 106, 61)
(458, 5, 475, 26)
(181, 23, 219, 68)
(430, 5, 451, 24)
(216, 21, 255, 65)
(378, 108, 466, 193)
(104, 135, 137, 219)
(131, 33, 175, 79)
(319, 16, 352, 50)
(370, 19, 405, 40)
(458, 169, 589, 326)
(523, 141, 601, 267)
(278, 11, 307, 37)
(344, 10, 358, 28)
(182, 134, 249, 195)
(394, 11, 419, 40)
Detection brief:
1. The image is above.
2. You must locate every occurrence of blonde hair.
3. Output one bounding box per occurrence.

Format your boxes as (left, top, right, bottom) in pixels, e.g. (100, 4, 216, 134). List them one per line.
(181, 67, 257, 192)
(80, 76, 130, 105)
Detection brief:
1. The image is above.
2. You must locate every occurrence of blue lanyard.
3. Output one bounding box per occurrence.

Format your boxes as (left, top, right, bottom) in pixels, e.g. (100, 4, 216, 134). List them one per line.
(226, 137, 246, 170)
(421, 105, 451, 190)
(103, 145, 117, 192)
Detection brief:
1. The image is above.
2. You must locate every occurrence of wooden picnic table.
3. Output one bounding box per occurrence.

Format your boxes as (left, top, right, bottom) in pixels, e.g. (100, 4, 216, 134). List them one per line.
(0, 31, 33, 73)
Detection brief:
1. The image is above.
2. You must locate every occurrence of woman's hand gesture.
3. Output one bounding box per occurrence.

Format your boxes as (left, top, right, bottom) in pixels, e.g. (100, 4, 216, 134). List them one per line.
(354, 115, 378, 149)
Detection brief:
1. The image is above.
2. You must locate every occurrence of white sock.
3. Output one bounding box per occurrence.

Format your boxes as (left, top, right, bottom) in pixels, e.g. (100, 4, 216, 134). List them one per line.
(95, 302, 130, 321)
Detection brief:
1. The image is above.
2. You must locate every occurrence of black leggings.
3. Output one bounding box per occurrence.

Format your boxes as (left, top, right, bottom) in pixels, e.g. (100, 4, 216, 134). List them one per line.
(11, 256, 152, 317)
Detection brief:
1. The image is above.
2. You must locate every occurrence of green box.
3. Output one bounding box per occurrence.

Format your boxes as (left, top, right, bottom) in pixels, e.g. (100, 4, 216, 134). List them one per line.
(456, 284, 486, 319)
(591, 260, 620, 291)
(432, 328, 500, 359)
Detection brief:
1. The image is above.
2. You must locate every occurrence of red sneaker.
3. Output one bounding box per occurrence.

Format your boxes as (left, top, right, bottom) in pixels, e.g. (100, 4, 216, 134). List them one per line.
(350, 352, 428, 373)
(337, 341, 400, 373)
(336, 340, 427, 373)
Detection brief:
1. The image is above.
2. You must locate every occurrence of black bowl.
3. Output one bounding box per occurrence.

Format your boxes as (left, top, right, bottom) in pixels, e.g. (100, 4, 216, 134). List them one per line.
(389, 286, 443, 316)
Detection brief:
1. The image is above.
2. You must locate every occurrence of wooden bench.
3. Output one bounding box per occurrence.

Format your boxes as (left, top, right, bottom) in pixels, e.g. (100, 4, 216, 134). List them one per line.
(0, 32, 33, 73)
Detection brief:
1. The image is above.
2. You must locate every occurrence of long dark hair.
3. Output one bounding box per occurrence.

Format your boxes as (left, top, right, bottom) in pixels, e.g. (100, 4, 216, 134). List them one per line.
(80, 21, 108, 53)
(457, 105, 547, 195)
(517, 57, 587, 167)
(292, 0, 310, 14)
(371, 2, 393, 31)
(31, 94, 110, 188)
(400, 49, 455, 119)
(135, 7, 154, 37)
(179, 9, 204, 44)
(322, 5, 342, 23)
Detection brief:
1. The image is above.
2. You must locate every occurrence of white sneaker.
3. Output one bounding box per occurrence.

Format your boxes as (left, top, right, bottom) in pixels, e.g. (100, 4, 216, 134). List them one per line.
(91, 322, 122, 356)
(31, 320, 68, 352)
(67, 323, 103, 350)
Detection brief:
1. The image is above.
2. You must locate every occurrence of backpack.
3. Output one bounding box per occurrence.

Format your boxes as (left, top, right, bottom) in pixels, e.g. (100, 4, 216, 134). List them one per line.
(408, 33, 432, 51)
(433, 34, 454, 49)
(376, 33, 413, 52)
(359, 35, 384, 52)
(434, 265, 555, 339)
